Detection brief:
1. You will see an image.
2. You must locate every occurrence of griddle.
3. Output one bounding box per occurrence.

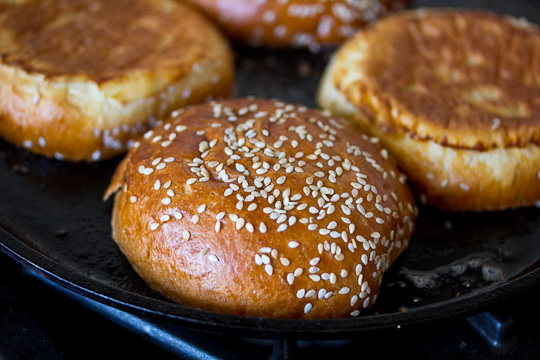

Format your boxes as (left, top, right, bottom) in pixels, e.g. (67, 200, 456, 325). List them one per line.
(1, 0, 540, 345)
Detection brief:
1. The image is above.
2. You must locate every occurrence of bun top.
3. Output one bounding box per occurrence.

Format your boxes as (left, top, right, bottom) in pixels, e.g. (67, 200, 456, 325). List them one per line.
(0, 0, 228, 97)
(185, 0, 411, 48)
(106, 98, 417, 318)
(331, 9, 540, 150)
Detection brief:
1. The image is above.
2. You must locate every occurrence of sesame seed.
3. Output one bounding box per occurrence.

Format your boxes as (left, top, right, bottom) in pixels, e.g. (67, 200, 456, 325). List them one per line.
(319, 228, 330, 235)
(261, 254, 271, 264)
(265, 264, 273, 275)
(236, 218, 245, 230)
(91, 150, 101, 161)
(183, 230, 190, 240)
(150, 223, 159, 231)
(208, 255, 218, 262)
(130, 196, 137, 203)
(363, 298, 370, 308)
(277, 224, 288, 232)
(304, 303, 313, 314)
(173, 211, 182, 219)
(197, 204, 206, 213)
(287, 273, 295, 285)
(259, 222, 267, 233)
(192, 215, 200, 224)
(297, 289, 306, 298)
(288, 241, 299, 248)
(161, 198, 171, 205)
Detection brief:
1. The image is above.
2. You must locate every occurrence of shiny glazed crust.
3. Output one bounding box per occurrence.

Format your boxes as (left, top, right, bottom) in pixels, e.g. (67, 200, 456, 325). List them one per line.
(105, 98, 417, 319)
(317, 9, 540, 211)
(186, 0, 411, 48)
(0, 0, 234, 161)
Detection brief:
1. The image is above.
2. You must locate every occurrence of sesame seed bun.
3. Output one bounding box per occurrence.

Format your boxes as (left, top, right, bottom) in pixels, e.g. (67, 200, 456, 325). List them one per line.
(185, 0, 411, 48)
(0, 0, 234, 162)
(104, 98, 417, 319)
(317, 9, 540, 211)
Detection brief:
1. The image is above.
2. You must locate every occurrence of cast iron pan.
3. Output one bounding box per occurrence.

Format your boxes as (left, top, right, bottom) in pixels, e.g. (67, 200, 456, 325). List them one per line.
(1, 0, 540, 341)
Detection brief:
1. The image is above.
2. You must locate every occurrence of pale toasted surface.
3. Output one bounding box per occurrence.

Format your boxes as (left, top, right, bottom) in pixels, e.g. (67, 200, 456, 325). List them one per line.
(106, 98, 417, 319)
(186, 0, 410, 48)
(0, 0, 234, 161)
(330, 9, 540, 150)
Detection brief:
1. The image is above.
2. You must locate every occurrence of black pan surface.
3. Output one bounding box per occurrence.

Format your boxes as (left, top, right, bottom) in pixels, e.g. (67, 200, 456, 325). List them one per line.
(1, 0, 540, 341)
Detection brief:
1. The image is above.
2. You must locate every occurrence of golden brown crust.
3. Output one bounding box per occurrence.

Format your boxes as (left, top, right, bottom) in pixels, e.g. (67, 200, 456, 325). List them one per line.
(317, 13, 540, 211)
(0, 0, 234, 161)
(186, 0, 411, 48)
(330, 9, 540, 150)
(106, 98, 417, 319)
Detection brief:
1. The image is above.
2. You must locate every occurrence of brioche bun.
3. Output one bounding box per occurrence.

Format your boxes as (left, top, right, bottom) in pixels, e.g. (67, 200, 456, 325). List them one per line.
(186, 0, 411, 48)
(318, 9, 540, 211)
(0, 0, 234, 161)
(105, 98, 417, 319)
